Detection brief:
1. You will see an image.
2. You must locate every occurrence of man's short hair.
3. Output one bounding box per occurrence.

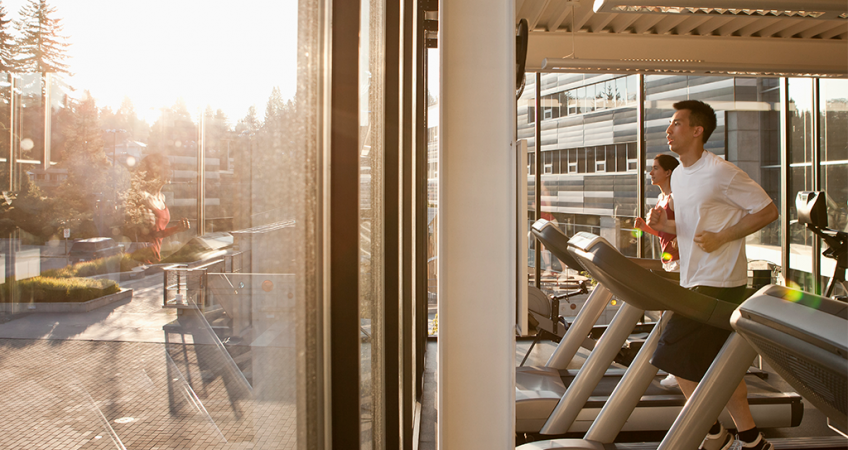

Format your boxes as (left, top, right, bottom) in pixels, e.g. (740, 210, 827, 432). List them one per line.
(673, 100, 716, 144)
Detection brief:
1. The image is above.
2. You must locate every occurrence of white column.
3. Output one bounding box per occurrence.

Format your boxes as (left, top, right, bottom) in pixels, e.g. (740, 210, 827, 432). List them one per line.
(438, 1, 516, 448)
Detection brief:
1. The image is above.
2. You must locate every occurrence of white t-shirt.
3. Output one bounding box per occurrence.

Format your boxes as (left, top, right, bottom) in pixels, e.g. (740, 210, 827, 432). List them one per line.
(671, 151, 773, 288)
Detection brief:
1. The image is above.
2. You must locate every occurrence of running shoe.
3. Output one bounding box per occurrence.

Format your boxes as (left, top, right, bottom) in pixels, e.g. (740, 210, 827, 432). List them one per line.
(660, 373, 678, 389)
(699, 423, 733, 450)
(729, 433, 774, 450)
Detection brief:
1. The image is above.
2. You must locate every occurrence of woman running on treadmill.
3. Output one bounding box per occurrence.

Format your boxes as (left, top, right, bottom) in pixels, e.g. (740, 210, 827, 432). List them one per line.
(635, 154, 680, 273)
(635, 154, 680, 389)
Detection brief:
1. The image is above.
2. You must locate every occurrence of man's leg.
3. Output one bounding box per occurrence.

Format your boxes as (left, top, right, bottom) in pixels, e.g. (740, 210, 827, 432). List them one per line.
(676, 376, 696, 399)
(677, 377, 755, 430)
(725, 379, 756, 431)
(676, 377, 734, 450)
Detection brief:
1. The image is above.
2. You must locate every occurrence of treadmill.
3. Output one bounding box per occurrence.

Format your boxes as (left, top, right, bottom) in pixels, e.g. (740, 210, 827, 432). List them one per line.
(518, 219, 653, 433)
(517, 232, 802, 448)
(732, 191, 847, 437)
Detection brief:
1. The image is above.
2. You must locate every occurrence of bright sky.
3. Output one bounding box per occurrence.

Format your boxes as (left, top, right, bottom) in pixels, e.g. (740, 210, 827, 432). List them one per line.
(4, 0, 299, 126)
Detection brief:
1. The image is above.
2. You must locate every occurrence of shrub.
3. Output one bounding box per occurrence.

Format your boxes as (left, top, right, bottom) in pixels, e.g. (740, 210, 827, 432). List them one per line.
(42, 253, 141, 279)
(10, 276, 121, 303)
(0, 276, 121, 303)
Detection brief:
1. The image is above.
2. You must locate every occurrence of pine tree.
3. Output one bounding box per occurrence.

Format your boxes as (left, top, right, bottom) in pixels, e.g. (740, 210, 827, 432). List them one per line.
(12, 0, 71, 75)
(0, 4, 15, 72)
(237, 105, 261, 134)
(55, 92, 128, 238)
(148, 99, 197, 156)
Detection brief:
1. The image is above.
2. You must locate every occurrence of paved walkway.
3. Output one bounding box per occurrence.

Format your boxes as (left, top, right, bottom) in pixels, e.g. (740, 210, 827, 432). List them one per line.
(0, 274, 297, 449)
(0, 276, 180, 343)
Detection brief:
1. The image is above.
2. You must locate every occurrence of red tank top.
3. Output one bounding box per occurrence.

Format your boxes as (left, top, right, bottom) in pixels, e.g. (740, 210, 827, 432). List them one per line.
(657, 196, 679, 262)
(147, 206, 170, 262)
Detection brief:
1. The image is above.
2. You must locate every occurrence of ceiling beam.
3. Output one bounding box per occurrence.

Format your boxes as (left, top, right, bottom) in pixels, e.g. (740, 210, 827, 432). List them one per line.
(546, 1, 575, 31)
(594, 0, 847, 16)
(528, 0, 553, 30)
(754, 18, 799, 38)
(653, 15, 689, 34)
(526, 32, 848, 75)
(572, 4, 596, 31)
(716, 17, 759, 37)
(695, 16, 734, 36)
(674, 15, 711, 35)
(776, 21, 822, 38)
(737, 18, 772, 37)
(633, 15, 666, 34)
(798, 21, 846, 39)
(589, 13, 616, 33)
(820, 26, 848, 40)
(611, 13, 641, 33)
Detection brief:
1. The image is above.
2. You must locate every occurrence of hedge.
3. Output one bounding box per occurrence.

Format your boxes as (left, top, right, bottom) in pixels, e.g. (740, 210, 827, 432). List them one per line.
(3, 277, 121, 303)
(42, 253, 141, 278)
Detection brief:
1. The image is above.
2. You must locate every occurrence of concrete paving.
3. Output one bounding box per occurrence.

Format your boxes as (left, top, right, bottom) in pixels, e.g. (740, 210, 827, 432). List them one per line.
(0, 275, 181, 343)
(0, 273, 297, 449)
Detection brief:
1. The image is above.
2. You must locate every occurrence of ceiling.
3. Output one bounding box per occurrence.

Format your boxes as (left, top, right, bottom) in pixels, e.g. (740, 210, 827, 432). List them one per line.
(517, 0, 848, 76)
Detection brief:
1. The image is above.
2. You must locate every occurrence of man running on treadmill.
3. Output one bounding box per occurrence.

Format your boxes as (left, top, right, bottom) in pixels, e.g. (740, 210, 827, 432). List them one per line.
(647, 100, 779, 450)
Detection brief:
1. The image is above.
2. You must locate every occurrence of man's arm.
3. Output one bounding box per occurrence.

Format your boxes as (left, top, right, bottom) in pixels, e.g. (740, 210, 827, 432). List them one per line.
(694, 202, 778, 253)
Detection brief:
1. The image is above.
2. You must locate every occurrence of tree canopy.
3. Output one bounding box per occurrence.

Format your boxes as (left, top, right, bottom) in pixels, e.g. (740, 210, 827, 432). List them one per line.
(13, 0, 71, 75)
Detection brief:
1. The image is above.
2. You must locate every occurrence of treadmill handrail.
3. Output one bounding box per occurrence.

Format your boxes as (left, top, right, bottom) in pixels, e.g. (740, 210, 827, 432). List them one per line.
(531, 219, 584, 271)
(533, 219, 673, 276)
(567, 231, 740, 330)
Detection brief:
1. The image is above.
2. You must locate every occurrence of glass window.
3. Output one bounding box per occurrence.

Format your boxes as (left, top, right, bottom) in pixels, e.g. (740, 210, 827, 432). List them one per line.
(568, 148, 578, 173)
(559, 91, 569, 117)
(819, 78, 848, 296)
(520, 74, 538, 284)
(0, 2, 322, 448)
(616, 144, 627, 173)
(585, 147, 595, 173)
(359, 0, 386, 445)
(595, 147, 606, 172)
(627, 75, 638, 104)
(745, 78, 782, 279)
(595, 83, 606, 111)
(577, 87, 588, 114)
(567, 90, 577, 116)
(787, 79, 816, 292)
(616, 77, 628, 108)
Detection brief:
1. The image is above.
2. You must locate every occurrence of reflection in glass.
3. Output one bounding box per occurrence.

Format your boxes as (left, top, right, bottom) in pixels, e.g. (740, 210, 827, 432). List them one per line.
(819, 79, 848, 296)
(0, 2, 319, 448)
(359, 0, 386, 446)
(522, 73, 538, 286)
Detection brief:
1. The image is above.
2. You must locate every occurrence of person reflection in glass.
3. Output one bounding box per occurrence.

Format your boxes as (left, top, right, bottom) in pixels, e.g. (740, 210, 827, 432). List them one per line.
(132, 154, 190, 263)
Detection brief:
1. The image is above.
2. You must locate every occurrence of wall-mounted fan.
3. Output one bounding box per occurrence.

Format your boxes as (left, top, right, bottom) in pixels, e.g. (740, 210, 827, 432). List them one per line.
(516, 18, 528, 99)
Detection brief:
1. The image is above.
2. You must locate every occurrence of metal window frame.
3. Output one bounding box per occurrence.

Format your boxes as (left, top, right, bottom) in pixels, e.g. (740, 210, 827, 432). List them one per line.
(328, 0, 362, 446)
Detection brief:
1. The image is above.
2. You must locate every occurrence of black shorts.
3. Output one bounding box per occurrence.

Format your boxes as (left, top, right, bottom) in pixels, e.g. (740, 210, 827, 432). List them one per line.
(650, 285, 747, 383)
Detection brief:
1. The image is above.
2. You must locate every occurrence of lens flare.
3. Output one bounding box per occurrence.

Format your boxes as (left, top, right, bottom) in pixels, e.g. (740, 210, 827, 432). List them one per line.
(784, 281, 804, 302)
(631, 229, 643, 238)
(661, 252, 673, 262)
(610, 299, 618, 306)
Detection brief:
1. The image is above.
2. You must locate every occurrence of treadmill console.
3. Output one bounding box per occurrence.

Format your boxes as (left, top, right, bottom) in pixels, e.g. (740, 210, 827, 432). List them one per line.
(797, 191, 829, 228)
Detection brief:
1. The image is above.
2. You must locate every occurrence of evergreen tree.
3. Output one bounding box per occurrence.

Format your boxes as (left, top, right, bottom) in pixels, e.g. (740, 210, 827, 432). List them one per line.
(148, 98, 197, 156)
(235, 105, 261, 135)
(0, 4, 15, 72)
(12, 0, 71, 75)
(55, 92, 128, 238)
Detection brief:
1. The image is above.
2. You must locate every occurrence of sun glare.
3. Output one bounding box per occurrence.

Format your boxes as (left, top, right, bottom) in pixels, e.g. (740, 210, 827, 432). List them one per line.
(4, 0, 298, 124)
